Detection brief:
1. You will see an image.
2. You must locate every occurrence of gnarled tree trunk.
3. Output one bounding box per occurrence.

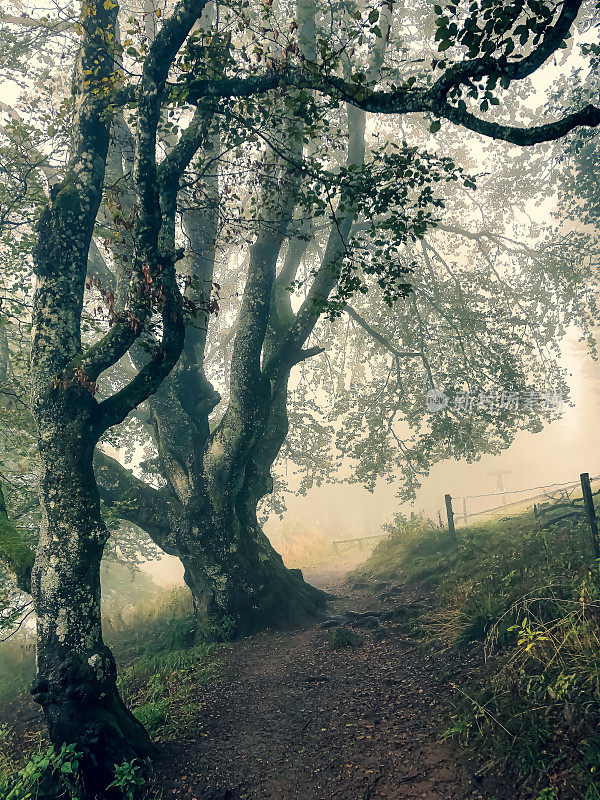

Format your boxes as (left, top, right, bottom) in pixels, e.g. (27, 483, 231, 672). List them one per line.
(25, 0, 200, 790)
(97, 108, 329, 636)
(29, 388, 154, 793)
(94, 8, 377, 637)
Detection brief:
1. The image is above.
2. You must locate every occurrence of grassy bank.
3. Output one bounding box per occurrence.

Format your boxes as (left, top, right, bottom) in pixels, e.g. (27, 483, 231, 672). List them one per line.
(354, 511, 600, 800)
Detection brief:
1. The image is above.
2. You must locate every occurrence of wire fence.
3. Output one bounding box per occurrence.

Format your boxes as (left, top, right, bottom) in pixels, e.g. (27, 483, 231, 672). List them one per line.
(458, 478, 594, 500)
(445, 473, 600, 528)
(333, 472, 600, 553)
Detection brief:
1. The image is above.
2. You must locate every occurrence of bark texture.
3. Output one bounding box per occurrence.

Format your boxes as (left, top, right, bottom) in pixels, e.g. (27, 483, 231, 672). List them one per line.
(25, 0, 198, 791)
(96, 176, 329, 634)
(95, 24, 330, 634)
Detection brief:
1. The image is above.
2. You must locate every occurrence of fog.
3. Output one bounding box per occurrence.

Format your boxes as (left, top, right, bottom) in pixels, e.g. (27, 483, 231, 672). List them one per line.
(142, 327, 600, 590)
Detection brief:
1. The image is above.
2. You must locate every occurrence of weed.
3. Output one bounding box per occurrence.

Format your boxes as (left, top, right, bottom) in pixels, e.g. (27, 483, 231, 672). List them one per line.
(3, 742, 82, 800)
(202, 614, 236, 642)
(107, 758, 147, 800)
(133, 699, 170, 733)
(329, 627, 363, 649)
(268, 523, 339, 570)
(536, 790, 558, 800)
(441, 716, 473, 744)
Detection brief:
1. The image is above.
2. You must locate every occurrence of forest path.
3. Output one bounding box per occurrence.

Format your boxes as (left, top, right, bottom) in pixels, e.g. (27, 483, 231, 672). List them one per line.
(156, 553, 489, 800)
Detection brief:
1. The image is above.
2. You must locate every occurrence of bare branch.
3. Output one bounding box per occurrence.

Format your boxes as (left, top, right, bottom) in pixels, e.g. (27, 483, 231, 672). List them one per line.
(344, 306, 421, 360)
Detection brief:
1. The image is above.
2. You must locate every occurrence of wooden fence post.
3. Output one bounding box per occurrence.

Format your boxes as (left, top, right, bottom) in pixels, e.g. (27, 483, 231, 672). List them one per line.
(581, 472, 600, 559)
(437, 510, 443, 529)
(445, 494, 456, 539)
(462, 497, 468, 525)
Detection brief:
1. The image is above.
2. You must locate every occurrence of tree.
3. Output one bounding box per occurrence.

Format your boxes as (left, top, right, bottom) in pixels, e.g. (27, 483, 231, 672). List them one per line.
(0, 0, 599, 794)
(93, 0, 599, 633)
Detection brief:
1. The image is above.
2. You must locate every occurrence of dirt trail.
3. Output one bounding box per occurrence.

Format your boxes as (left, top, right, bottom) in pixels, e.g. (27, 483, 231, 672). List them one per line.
(156, 554, 488, 800)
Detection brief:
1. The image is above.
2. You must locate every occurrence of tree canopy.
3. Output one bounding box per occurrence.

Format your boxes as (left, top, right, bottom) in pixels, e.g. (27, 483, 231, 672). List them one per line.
(0, 0, 599, 794)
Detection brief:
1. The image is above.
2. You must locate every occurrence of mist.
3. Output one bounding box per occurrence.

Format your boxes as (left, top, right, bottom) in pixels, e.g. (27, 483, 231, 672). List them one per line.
(2, 0, 600, 797)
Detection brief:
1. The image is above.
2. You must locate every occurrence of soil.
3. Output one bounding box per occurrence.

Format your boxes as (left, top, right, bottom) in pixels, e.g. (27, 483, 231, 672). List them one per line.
(155, 552, 491, 800)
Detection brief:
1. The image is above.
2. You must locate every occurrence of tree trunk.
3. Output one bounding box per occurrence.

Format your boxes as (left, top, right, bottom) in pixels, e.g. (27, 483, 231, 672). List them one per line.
(30, 388, 153, 795)
(174, 499, 326, 637)
(97, 442, 327, 638)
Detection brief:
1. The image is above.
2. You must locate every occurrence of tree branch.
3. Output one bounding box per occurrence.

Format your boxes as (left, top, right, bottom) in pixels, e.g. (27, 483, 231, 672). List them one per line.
(432, 101, 600, 145)
(431, 0, 585, 98)
(85, 1, 213, 433)
(344, 306, 421, 360)
(94, 449, 179, 550)
(180, 0, 599, 147)
(0, 11, 73, 32)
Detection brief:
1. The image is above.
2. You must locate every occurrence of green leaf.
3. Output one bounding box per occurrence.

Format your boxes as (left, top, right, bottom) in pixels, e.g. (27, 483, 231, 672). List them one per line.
(429, 120, 441, 133)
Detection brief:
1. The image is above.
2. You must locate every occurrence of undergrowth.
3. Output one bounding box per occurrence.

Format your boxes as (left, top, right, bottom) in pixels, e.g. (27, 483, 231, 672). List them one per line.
(268, 522, 339, 570)
(119, 642, 220, 740)
(0, 587, 222, 796)
(355, 510, 600, 799)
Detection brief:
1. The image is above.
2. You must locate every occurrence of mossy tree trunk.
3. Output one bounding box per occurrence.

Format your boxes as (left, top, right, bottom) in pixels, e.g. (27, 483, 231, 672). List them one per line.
(29, 44, 155, 799)
(96, 99, 329, 635)
(95, 218, 329, 635)
(29, 391, 155, 787)
(25, 0, 209, 792)
(97, 449, 327, 637)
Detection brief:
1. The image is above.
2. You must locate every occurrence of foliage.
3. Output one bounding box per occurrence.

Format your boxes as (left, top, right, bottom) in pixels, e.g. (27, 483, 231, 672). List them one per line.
(356, 506, 600, 797)
(107, 759, 146, 800)
(0, 0, 595, 614)
(0, 0, 598, 778)
(0, 599, 221, 788)
(2, 742, 83, 800)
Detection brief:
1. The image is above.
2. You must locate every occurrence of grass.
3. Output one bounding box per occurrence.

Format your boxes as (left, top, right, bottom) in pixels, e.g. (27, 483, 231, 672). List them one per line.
(354, 509, 600, 799)
(0, 723, 17, 796)
(268, 523, 339, 570)
(104, 587, 199, 661)
(119, 643, 221, 740)
(106, 589, 224, 740)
